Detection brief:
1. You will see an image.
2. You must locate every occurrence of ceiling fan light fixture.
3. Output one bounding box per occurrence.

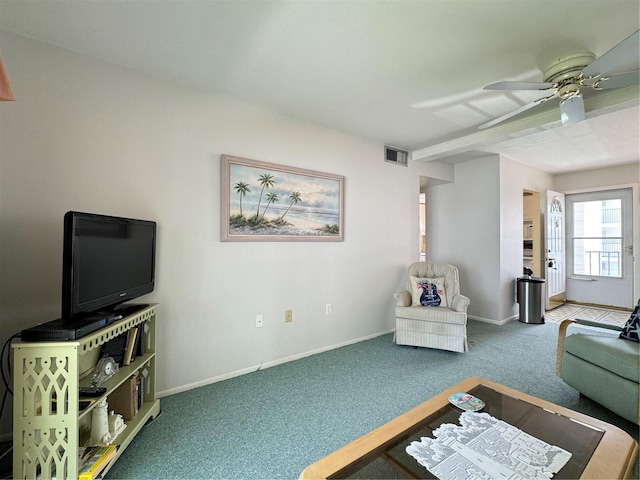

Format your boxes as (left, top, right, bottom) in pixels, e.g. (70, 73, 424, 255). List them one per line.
(559, 94, 584, 126)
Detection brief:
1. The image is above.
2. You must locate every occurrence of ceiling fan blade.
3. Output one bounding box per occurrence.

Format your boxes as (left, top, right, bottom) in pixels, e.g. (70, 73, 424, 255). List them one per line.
(582, 30, 640, 77)
(595, 70, 640, 89)
(478, 92, 557, 130)
(560, 95, 585, 126)
(484, 81, 554, 91)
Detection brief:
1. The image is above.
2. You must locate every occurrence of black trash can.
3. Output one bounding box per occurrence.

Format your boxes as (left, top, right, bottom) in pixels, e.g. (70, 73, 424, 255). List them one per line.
(516, 275, 545, 324)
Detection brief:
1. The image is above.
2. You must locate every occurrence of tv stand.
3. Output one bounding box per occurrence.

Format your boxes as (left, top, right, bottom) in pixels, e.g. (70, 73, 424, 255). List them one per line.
(13, 304, 160, 480)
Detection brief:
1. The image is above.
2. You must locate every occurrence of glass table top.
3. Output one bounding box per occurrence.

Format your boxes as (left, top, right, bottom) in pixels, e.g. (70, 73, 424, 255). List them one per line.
(329, 384, 604, 479)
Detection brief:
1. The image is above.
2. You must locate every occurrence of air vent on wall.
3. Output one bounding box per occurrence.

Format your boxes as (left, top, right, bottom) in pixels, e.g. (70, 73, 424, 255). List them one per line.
(384, 146, 408, 167)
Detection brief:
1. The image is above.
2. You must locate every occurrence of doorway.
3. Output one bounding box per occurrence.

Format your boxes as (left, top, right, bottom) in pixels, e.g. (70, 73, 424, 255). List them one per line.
(522, 190, 542, 276)
(546, 190, 566, 308)
(565, 188, 634, 309)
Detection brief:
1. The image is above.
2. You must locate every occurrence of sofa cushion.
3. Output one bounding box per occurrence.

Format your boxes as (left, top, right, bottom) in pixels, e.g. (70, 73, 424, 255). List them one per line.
(409, 276, 448, 307)
(619, 299, 640, 342)
(564, 334, 639, 383)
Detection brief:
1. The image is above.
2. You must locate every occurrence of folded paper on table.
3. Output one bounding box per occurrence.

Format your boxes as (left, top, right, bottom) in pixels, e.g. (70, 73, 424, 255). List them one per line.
(406, 411, 571, 480)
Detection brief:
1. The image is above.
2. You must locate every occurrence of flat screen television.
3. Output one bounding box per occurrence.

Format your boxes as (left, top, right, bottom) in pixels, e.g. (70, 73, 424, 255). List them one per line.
(61, 211, 156, 320)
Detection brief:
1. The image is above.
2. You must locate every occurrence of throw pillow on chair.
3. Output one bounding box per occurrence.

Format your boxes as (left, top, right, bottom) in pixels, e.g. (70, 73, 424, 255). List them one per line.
(619, 298, 640, 342)
(409, 276, 448, 307)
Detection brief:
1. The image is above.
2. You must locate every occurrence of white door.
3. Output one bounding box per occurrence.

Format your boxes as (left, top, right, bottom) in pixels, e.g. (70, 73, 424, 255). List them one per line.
(565, 188, 634, 309)
(545, 190, 566, 307)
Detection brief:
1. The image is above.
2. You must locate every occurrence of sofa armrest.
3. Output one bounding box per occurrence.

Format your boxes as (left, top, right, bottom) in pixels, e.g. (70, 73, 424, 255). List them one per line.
(450, 293, 470, 313)
(394, 290, 411, 307)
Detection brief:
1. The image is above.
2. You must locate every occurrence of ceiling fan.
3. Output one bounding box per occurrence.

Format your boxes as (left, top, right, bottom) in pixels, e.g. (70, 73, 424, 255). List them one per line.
(479, 29, 640, 130)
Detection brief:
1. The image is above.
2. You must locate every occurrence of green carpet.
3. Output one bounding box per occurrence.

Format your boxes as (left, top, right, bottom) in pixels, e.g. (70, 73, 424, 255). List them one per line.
(105, 320, 639, 479)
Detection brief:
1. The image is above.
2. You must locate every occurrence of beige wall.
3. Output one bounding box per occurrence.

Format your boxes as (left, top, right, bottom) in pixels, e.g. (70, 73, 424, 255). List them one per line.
(425, 155, 555, 323)
(0, 33, 435, 435)
(554, 163, 639, 192)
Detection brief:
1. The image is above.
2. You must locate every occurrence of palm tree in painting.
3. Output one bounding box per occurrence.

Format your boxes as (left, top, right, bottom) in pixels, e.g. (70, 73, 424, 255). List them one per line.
(255, 173, 275, 218)
(278, 191, 302, 221)
(260, 192, 279, 219)
(234, 182, 250, 217)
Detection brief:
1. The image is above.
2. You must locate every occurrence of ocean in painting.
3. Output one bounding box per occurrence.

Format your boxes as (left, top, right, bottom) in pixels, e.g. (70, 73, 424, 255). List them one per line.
(229, 200, 339, 236)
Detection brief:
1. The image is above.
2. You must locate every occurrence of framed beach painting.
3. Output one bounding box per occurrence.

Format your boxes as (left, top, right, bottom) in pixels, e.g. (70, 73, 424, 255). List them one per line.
(220, 155, 345, 242)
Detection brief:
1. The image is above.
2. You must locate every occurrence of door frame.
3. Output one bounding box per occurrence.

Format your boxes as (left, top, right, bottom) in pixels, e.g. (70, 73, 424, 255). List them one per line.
(565, 187, 634, 308)
(562, 183, 639, 308)
(545, 190, 566, 308)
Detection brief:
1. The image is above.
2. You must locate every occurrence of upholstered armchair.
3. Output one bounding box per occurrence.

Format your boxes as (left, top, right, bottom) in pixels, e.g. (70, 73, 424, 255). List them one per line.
(556, 301, 639, 424)
(394, 261, 470, 352)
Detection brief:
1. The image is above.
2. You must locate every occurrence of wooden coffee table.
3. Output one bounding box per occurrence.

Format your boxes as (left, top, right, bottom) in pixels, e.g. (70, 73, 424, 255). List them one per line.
(300, 377, 638, 479)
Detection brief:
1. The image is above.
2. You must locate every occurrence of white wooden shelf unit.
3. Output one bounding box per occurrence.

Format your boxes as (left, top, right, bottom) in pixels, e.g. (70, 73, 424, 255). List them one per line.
(13, 304, 160, 480)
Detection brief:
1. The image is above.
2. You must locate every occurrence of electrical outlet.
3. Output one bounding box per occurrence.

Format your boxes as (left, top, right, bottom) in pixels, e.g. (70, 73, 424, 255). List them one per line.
(285, 309, 293, 323)
(255, 314, 264, 328)
(325, 303, 333, 315)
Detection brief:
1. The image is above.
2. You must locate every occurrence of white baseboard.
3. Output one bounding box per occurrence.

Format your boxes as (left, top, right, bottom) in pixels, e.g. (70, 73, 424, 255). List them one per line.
(158, 329, 395, 398)
(4, 330, 397, 440)
(468, 314, 516, 325)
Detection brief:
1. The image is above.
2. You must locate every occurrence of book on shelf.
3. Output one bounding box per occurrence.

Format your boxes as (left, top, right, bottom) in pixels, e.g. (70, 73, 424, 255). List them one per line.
(101, 325, 143, 367)
(137, 373, 144, 408)
(122, 327, 138, 366)
(78, 444, 117, 480)
(100, 332, 128, 367)
(135, 323, 145, 357)
(108, 372, 140, 420)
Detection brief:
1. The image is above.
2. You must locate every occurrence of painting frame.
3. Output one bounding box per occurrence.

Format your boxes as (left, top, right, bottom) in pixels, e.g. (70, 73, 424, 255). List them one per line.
(220, 155, 345, 242)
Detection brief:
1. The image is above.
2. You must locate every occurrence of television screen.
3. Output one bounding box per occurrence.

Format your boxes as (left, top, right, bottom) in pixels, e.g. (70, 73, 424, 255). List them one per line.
(62, 212, 156, 320)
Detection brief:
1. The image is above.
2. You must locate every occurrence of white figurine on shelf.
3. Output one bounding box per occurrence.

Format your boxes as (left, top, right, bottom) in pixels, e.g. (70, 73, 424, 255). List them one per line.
(108, 410, 127, 438)
(90, 398, 127, 444)
(90, 398, 111, 444)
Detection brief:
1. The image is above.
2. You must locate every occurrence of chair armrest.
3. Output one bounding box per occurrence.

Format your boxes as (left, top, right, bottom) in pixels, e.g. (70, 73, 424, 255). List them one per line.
(394, 290, 411, 307)
(571, 318, 623, 331)
(556, 318, 624, 377)
(556, 319, 576, 377)
(450, 293, 470, 313)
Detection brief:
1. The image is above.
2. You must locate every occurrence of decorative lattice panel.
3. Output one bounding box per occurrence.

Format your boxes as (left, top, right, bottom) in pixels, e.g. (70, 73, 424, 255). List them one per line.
(14, 345, 79, 480)
(18, 427, 70, 480)
(19, 355, 73, 417)
(79, 308, 155, 355)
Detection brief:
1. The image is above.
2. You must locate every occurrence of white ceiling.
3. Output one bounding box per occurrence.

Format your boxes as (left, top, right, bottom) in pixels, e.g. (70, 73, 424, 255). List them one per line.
(1, 0, 638, 174)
